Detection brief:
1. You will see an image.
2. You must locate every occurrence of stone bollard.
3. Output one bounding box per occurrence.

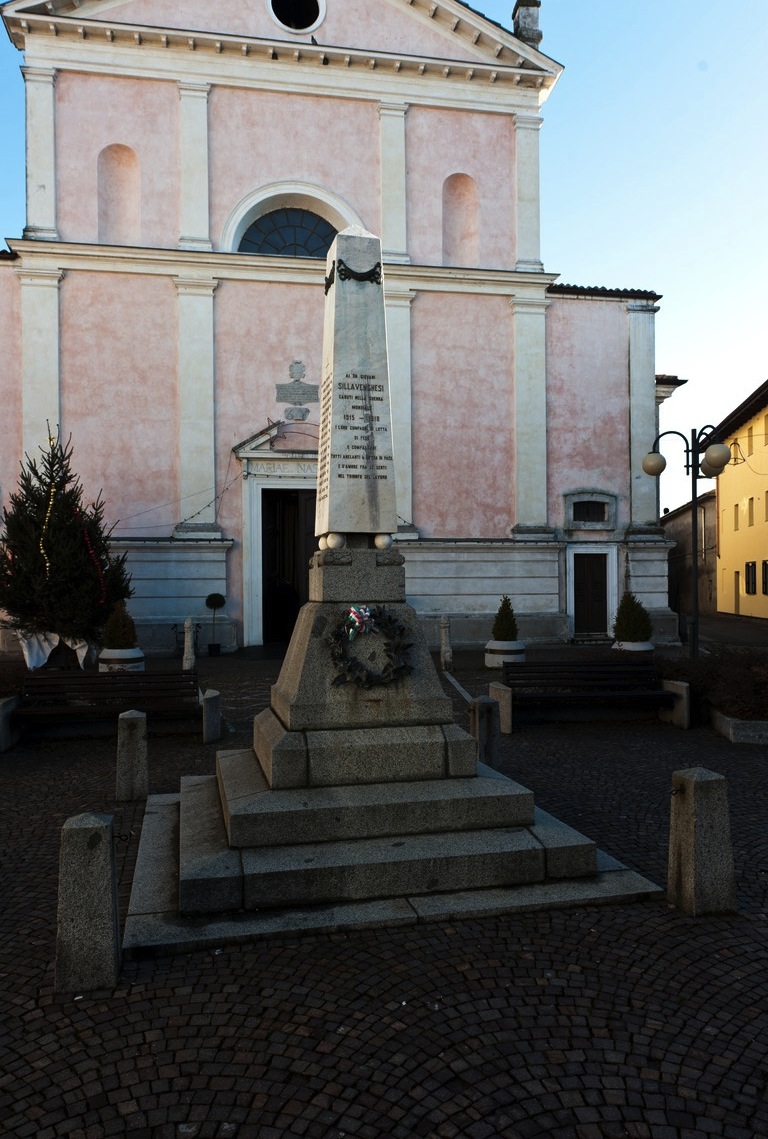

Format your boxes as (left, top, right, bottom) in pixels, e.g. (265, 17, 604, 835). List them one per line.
(202, 689, 222, 743)
(116, 709, 148, 802)
(182, 616, 196, 671)
(470, 696, 501, 766)
(55, 813, 120, 991)
(439, 614, 453, 671)
(668, 767, 736, 916)
(488, 681, 512, 734)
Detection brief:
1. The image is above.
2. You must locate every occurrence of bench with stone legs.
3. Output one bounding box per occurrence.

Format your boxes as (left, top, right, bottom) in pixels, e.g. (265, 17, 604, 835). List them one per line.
(498, 660, 688, 727)
(13, 669, 202, 731)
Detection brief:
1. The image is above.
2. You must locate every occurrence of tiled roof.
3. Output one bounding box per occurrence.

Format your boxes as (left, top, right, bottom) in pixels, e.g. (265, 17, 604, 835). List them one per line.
(547, 283, 662, 302)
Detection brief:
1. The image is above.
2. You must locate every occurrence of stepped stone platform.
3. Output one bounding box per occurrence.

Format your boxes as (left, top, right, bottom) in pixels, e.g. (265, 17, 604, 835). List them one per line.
(124, 787, 659, 955)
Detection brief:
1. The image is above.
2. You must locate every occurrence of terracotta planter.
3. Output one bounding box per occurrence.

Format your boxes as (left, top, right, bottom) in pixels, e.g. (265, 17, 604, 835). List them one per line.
(484, 639, 526, 668)
(98, 647, 145, 673)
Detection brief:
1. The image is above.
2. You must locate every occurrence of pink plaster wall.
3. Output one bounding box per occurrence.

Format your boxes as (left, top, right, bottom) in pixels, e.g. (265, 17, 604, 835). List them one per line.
(406, 107, 515, 267)
(0, 262, 21, 516)
(59, 272, 179, 534)
(546, 297, 630, 524)
(105, 0, 484, 61)
(215, 279, 324, 452)
(411, 292, 514, 537)
(213, 278, 325, 619)
(56, 73, 179, 248)
(209, 89, 379, 247)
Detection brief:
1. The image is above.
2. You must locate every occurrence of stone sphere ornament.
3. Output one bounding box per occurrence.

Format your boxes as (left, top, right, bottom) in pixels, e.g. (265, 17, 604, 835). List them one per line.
(374, 533, 393, 550)
(326, 532, 346, 550)
(318, 535, 328, 550)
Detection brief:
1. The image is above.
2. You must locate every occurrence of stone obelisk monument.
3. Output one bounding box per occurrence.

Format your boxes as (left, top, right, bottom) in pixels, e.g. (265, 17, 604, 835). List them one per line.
(315, 226, 397, 549)
(166, 228, 597, 920)
(252, 226, 473, 784)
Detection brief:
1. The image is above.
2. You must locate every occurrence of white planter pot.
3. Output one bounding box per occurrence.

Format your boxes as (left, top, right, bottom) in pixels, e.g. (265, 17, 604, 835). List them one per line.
(612, 641, 654, 653)
(98, 647, 145, 673)
(484, 639, 526, 668)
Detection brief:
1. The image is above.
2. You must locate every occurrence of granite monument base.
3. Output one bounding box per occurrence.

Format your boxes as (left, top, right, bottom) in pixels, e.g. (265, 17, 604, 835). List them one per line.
(123, 543, 664, 950)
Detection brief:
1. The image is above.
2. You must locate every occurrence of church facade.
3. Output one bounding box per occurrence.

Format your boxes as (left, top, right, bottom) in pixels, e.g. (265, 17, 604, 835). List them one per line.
(0, 0, 678, 651)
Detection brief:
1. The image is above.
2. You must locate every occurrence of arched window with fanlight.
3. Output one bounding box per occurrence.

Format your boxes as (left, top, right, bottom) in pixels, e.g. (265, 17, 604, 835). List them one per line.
(238, 208, 337, 258)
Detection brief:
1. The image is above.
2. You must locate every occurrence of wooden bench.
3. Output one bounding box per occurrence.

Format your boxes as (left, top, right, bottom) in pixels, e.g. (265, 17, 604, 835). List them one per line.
(499, 659, 679, 723)
(13, 669, 202, 731)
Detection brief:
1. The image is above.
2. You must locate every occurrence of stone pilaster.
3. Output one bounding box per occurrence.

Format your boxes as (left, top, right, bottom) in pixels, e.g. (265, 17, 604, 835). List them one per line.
(17, 266, 63, 457)
(174, 276, 218, 529)
(385, 286, 415, 529)
(23, 67, 58, 241)
(379, 102, 409, 264)
(514, 114, 543, 272)
(628, 299, 661, 525)
(178, 82, 212, 251)
(509, 291, 549, 527)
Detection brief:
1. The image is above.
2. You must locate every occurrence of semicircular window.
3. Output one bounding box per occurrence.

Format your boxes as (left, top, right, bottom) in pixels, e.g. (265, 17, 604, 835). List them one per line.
(238, 208, 337, 258)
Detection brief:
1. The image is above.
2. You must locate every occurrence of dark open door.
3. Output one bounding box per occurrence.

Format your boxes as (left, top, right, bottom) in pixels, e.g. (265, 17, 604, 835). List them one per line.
(573, 553, 608, 639)
(261, 488, 317, 642)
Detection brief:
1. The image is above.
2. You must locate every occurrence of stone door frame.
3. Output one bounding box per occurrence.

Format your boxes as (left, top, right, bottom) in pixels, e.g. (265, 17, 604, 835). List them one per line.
(236, 431, 318, 645)
(566, 543, 619, 641)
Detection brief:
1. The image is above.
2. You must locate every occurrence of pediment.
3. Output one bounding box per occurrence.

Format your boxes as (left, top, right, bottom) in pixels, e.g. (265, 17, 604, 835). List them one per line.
(3, 0, 562, 90)
(234, 421, 319, 460)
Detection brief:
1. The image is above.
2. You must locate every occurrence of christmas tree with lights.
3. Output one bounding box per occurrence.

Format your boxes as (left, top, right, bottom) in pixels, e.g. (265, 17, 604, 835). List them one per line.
(0, 432, 132, 646)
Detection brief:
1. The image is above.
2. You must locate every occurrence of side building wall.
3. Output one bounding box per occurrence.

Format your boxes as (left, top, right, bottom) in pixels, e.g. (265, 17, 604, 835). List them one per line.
(718, 404, 768, 619)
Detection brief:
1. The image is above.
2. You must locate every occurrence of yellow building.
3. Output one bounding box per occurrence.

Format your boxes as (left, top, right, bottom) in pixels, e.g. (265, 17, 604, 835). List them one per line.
(717, 379, 768, 618)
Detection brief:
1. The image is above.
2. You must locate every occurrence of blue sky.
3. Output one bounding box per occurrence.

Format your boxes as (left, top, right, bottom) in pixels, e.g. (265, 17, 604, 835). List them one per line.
(1, 0, 767, 509)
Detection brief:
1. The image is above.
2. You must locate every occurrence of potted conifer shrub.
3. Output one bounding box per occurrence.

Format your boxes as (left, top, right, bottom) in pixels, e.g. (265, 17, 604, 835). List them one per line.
(99, 601, 144, 672)
(485, 594, 525, 668)
(612, 591, 654, 652)
(205, 592, 226, 656)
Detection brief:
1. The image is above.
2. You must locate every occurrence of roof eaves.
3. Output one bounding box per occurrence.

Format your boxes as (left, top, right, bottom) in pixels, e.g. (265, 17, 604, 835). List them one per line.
(547, 283, 662, 302)
(717, 377, 768, 439)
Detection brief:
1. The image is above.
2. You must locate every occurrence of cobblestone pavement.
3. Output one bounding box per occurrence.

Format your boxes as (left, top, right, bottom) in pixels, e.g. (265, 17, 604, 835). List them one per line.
(2, 650, 768, 1139)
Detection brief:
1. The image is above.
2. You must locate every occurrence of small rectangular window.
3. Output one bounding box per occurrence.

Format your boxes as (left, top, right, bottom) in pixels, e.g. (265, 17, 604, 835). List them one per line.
(734, 503, 740, 531)
(748, 426, 754, 456)
(746, 562, 757, 595)
(572, 501, 607, 523)
(762, 560, 768, 595)
(763, 414, 768, 446)
(749, 497, 755, 526)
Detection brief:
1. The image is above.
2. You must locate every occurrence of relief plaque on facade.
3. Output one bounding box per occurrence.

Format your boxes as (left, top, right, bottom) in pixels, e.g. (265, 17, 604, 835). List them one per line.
(275, 360, 319, 422)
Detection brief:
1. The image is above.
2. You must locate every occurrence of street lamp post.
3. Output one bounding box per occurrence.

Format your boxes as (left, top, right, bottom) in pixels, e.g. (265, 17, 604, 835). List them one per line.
(642, 428, 731, 658)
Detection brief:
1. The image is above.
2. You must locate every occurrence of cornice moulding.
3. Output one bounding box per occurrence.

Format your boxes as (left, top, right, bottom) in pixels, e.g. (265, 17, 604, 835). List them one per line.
(7, 239, 559, 295)
(4, 0, 563, 70)
(4, 13, 560, 108)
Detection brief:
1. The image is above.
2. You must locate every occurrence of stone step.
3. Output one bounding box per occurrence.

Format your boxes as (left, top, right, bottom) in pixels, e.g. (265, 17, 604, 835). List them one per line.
(240, 827, 546, 911)
(217, 748, 535, 848)
(125, 793, 660, 957)
(179, 775, 243, 915)
(178, 774, 597, 915)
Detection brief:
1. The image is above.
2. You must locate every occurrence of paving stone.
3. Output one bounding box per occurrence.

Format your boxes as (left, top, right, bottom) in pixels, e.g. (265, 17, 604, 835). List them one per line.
(3, 649, 768, 1139)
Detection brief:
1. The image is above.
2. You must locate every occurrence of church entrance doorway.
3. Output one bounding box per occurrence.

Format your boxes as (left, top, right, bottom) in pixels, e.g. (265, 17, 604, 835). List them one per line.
(567, 545, 617, 642)
(261, 488, 317, 643)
